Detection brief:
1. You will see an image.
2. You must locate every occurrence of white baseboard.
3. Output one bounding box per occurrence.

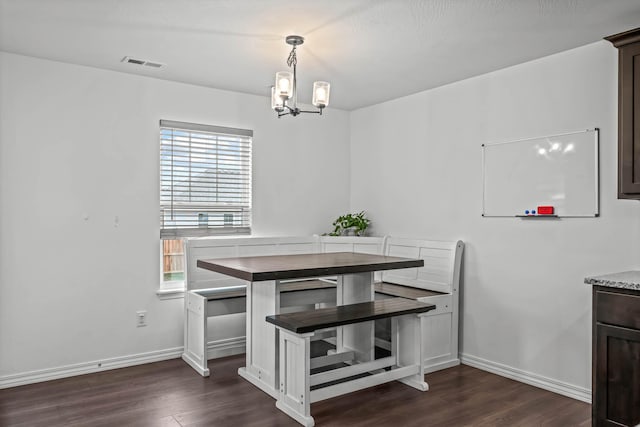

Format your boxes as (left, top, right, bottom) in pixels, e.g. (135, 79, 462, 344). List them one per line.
(424, 358, 460, 374)
(0, 337, 249, 389)
(207, 337, 246, 360)
(460, 353, 591, 403)
(0, 347, 183, 389)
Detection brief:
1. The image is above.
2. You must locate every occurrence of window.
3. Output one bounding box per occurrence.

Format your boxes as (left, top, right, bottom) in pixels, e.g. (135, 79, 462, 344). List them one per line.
(159, 120, 252, 291)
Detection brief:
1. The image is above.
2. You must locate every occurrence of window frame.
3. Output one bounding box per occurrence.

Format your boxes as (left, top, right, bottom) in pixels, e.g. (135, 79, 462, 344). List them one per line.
(158, 120, 253, 294)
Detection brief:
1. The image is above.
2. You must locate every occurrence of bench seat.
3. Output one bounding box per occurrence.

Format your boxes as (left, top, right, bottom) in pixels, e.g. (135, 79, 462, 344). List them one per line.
(374, 281, 445, 299)
(183, 279, 339, 376)
(266, 298, 435, 333)
(269, 297, 435, 427)
(197, 280, 336, 301)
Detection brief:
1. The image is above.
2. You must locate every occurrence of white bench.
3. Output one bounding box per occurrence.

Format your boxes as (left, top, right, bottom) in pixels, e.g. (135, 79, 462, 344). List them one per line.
(267, 298, 436, 427)
(182, 235, 463, 376)
(375, 237, 464, 373)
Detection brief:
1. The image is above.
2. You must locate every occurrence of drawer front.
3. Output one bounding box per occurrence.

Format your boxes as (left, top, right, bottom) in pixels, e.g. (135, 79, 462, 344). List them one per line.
(596, 289, 640, 329)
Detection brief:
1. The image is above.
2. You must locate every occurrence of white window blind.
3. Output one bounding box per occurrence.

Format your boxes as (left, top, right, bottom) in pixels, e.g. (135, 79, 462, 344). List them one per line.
(160, 120, 252, 238)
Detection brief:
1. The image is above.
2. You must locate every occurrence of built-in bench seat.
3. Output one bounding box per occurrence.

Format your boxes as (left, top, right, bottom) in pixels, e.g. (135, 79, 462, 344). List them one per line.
(184, 279, 338, 376)
(197, 279, 337, 302)
(182, 235, 463, 377)
(267, 297, 436, 427)
(374, 281, 445, 299)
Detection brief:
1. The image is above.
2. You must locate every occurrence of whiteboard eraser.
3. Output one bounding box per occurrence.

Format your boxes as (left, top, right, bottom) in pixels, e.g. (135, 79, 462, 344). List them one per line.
(537, 206, 554, 215)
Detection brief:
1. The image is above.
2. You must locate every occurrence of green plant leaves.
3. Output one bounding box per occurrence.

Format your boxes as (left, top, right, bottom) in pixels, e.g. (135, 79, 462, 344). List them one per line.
(326, 211, 371, 236)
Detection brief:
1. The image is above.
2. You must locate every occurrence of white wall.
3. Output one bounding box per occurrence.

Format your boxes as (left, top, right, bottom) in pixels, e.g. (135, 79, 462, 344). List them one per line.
(0, 52, 350, 379)
(350, 41, 640, 395)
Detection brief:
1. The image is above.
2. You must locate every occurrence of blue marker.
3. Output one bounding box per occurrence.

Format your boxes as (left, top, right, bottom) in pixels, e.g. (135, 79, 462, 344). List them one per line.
(525, 210, 530, 215)
(532, 210, 536, 215)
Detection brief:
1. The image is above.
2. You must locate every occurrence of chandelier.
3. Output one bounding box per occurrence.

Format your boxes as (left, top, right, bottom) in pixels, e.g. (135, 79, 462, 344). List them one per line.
(271, 35, 330, 118)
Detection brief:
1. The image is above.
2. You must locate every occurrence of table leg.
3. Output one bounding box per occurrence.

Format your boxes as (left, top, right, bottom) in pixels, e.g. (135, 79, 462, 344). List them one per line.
(238, 279, 280, 399)
(336, 272, 374, 362)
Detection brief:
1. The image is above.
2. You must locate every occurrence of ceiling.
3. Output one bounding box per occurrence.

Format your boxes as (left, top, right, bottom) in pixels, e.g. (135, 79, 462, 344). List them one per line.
(1, 0, 639, 111)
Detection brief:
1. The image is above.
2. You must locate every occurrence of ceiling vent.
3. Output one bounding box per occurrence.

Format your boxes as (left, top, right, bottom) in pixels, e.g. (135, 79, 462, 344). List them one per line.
(121, 56, 164, 69)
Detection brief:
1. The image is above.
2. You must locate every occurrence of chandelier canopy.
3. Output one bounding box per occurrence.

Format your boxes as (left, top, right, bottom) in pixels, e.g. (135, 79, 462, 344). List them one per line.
(271, 35, 330, 118)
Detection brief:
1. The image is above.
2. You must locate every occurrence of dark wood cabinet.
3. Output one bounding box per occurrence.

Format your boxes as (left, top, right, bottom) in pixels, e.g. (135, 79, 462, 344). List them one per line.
(606, 28, 640, 199)
(593, 286, 640, 426)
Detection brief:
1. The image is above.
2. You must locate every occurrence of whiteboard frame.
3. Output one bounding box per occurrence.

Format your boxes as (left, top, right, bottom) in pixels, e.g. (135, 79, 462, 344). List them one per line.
(481, 128, 599, 218)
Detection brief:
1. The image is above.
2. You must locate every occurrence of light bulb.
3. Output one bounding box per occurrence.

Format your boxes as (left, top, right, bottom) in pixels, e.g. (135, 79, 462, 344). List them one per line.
(275, 71, 293, 99)
(278, 78, 289, 93)
(315, 87, 327, 103)
(312, 81, 330, 108)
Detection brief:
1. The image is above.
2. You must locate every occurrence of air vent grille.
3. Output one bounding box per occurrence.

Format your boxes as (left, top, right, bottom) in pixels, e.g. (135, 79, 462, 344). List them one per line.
(121, 56, 165, 69)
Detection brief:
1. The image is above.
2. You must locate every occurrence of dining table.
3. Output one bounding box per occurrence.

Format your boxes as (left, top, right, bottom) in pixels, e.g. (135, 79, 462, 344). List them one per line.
(196, 251, 424, 398)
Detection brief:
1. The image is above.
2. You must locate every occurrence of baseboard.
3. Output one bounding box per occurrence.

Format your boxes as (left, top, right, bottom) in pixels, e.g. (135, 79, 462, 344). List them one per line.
(0, 347, 183, 389)
(0, 336, 249, 389)
(460, 353, 591, 403)
(207, 336, 246, 360)
(424, 358, 460, 374)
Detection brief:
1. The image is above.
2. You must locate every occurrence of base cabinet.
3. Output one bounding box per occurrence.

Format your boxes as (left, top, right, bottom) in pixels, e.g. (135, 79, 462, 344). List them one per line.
(593, 286, 640, 426)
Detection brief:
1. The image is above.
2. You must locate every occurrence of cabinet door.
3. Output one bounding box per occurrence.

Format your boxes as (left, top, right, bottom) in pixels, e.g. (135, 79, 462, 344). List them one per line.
(595, 323, 640, 426)
(618, 42, 640, 198)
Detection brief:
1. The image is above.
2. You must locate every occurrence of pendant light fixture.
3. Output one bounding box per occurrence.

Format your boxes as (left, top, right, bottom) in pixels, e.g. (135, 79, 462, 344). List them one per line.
(271, 35, 330, 118)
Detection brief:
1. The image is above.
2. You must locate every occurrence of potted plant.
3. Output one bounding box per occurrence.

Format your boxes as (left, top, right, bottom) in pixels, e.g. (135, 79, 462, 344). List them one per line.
(328, 211, 371, 236)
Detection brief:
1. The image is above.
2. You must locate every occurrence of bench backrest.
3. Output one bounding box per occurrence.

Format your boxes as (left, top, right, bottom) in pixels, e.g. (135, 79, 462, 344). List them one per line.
(317, 235, 386, 255)
(185, 236, 318, 291)
(381, 238, 464, 294)
(185, 235, 464, 294)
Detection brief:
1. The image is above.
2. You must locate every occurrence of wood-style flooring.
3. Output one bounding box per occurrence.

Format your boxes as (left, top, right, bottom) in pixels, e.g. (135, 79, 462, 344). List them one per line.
(0, 354, 590, 426)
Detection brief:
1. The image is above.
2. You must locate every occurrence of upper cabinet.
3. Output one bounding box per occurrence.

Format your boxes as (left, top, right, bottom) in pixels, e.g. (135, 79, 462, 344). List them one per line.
(606, 28, 640, 199)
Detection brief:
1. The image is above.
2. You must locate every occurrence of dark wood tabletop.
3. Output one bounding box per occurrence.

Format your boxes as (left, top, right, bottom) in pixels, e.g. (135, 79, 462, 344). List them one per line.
(196, 252, 424, 282)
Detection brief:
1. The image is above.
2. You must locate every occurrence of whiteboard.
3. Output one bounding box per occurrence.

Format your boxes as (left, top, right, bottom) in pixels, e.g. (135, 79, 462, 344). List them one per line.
(482, 129, 599, 217)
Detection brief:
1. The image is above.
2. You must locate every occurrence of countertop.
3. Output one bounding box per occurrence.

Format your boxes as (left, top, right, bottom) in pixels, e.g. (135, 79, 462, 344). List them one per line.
(584, 270, 640, 291)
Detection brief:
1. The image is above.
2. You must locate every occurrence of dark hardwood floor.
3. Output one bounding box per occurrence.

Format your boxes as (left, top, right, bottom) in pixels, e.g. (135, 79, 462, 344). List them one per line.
(0, 354, 590, 426)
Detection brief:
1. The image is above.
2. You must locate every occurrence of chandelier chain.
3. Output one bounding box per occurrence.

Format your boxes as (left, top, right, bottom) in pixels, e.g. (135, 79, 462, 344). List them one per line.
(287, 46, 297, 68)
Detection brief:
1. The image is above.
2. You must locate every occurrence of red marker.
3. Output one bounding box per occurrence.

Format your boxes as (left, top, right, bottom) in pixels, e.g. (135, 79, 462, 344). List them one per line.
(537, 206, 554, 215)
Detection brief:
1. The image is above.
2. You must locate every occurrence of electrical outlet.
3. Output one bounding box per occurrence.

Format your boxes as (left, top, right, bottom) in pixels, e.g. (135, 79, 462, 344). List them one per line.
(136, 310, 147, 327)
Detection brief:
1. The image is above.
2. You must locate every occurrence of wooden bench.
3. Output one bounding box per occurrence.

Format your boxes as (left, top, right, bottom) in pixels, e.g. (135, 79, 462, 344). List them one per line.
(266, 298, 436, 427)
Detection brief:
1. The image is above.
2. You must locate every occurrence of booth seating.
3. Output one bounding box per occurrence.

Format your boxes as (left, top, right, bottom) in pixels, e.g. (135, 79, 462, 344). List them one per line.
(184, 279, 336, 376)
(267, 298, 436, 427)
(182, 235, 463, 377)
(375, 237, 464, 374)
(182, 236, 382, 376)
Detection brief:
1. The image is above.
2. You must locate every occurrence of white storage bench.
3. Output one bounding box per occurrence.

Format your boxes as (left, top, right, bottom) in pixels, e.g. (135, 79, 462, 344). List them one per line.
(183, 279, 337, 376)
(182, 235, 463, 377)
(375, 237, 464, 373)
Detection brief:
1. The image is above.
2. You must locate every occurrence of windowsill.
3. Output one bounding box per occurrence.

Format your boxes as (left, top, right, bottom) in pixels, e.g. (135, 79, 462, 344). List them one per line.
(156, 287, 185, 300)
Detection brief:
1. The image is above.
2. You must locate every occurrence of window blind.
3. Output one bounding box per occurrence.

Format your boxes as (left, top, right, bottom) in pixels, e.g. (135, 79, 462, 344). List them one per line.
(160, 120, 252, 238)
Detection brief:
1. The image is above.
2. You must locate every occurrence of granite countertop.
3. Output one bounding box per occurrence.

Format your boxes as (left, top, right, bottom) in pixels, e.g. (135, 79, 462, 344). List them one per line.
(584, 271, 640, 291)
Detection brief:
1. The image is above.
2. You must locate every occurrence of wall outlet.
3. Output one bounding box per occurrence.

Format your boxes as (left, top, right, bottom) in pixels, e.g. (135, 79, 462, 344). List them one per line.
(136, 310, 147, 327)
